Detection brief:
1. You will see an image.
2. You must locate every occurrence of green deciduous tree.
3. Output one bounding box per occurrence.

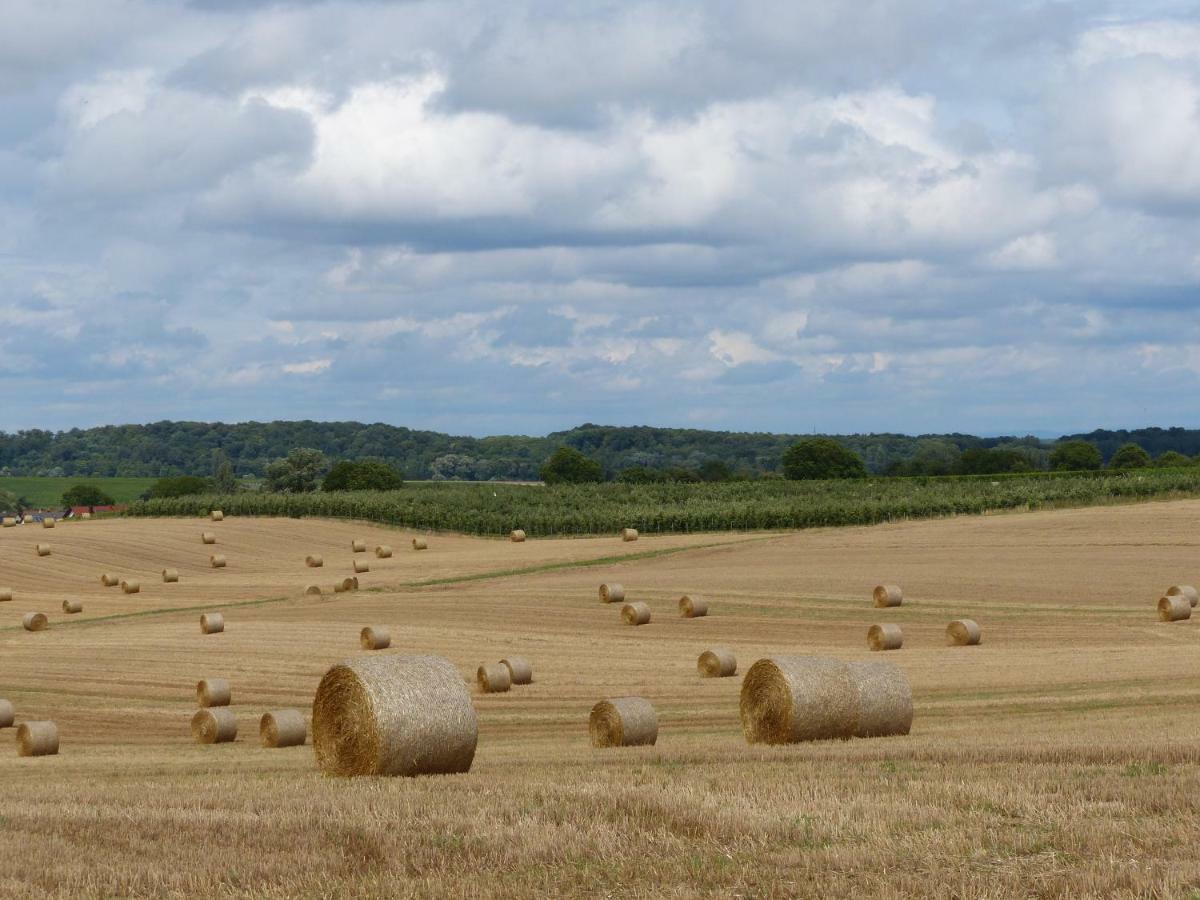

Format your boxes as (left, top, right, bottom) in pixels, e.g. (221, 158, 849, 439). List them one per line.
(539, 446, 604, 484)
(1154, 450, 1192, 468)
(323, 459, 405, 491)
(1049, 440, 1103, 471)
(265, 448, 329, 493)
(61, 484, 116, 508)
(1108, 442, 1152, 469)
(147, 475, 211, 499)
(781, 438, 867, 480)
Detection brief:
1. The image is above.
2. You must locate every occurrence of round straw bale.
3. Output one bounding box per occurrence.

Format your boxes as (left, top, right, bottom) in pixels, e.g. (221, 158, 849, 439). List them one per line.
(23, 515, 35, 524)
(867, 623, 903, 651)
(191, 708, 236, 744)
(200, 612, 225, 634)
(1158, 595, 1191, 622)
(80, 512, 91, 520)
(333, 582, 346, 594)
(62, 599, 82, 615)
(342, 577, 358, 592)
(42, 518, 55, 529)
(509, 529, 526, 543)
(848, 660, 913, 738)
(210, 554, 227, 568)
(312, 654, 478, 777)
(162, 568, 179, 583)
(500, 656, 533, 685)
(698, 647, 737, 678)
(739, 656, 858, 744)
(621, 601, 651, 626)
(100, 573, 120, 587)
(476, 662, 511, 693)
(1, 516, 15, 527)
(305, 584, 322, 596)
(35, 543, 51, 557)
(679, 595, 708, 618)
(599, 583, 625, 603)
(873, 585, 903, 607)
(210, 511, 224, 522)
(375, 545, 393, 559)
(351, 539, 367, 553)
(353, 560, 370, 574)
(0, 700, 12, 728)
(1167, 584, 1199, 608)
(260, 709, 306, 748)
(22, 612, 48, 632)
(589, 697, 657, 748)
(17, 721, 58, 756)
(196, 677, 231, 708)
(0, 588, 12, 602)
(201, 531, 216, 544)
(306, 555, 324, 568)
(621, 528, 639, 542)
(121, 579, 141, 594)
(412, 537, 428, 551)
(946, 619, 982, 646)
(360, 626, 391, 650)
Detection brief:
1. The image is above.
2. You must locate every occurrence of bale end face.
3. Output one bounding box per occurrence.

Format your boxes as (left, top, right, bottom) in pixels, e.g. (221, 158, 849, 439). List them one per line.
(260, 710, 307, 748)
(873, 585, 903, 607)
(867, 623, 903, 651)
(0, 699, 13, 728)
(1158, 595, 1191, 622)
(679, 595, 708, 618)
(621, 602, 651, 626)
(305, 585, 322, 596)
(17, 721, 58, 757)
(589, 697, 657, 748)
(360, 626, 391, 650)
(192, 708, 237, 744)
(740, 656, 858, 745)
(476, 662, 512, 693)
(946, 619, 982, 646)
(599, 583, 625, 604)
(698, 648, 737, 678)
(0, 588, 12, 602)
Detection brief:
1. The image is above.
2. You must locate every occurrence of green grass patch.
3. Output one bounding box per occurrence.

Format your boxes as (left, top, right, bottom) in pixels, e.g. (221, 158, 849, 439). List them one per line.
(0, 476, 158, 507)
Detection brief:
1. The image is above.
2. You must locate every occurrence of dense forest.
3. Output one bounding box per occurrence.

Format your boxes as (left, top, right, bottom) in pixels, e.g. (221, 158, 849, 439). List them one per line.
(1, 421, 1196, 480)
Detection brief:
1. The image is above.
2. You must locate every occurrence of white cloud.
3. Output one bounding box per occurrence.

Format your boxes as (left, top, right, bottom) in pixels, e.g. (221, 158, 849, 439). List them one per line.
(708, 330, 781, 367)
(282, 358, 331, 375)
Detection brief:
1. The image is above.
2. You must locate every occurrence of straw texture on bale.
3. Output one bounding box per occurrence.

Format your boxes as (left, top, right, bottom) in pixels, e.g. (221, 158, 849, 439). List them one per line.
(201, 532, 216, 544)
(191, 708, 237, 744)
(0, 700, 12, 728)
(510, 529, 526, 542)
(260, 709, 307, 748)
(200, 612, 225, 634)
(873, 585, 903, 607)
(867, 623, 903, 651)
(162, 568, 179, 583)
(35, 544, 51, 557)
(210, 511, 224, 522)
(333, 582, 346, 594)
(312, 654, 478, 777)
(342, 577, 359, 592)
(621, 601, 651, 626)
(210, 554, 227, 568)
(476, 662, 512, 693)
(305, 584, 322, 595)
(17, 721, 58, 757)
(599, 582, 625, 603)
(351, 539, 367, 553)
(42, 518, 55, 529)
(621, 528, 639, 542)
(848, 660, 913, 738)
(0, 588, 11, 602)
(698, 647, 737, 678)
(375, 545, 393, 559)
(353, 559, 370, 574)
(360, 626, 391, 650)
(62, 599, 82, 614)
(306, 555, 324, 568)
(196, 677, 231, 708)
(589, 697, 658, 748)
(121, 579, 141, 594)
(23, 516, 35, 524)
(22, 612, 48, 632)
(740, 656, 859, 744)
(412, 537, 428, 551)
(1167, 584, 1199, 608)
(500, 656, 533, 685)
(1, 517, 15, 527)
(946, 619, 982, 646)
(1158, 595, 1191, 622)
(679, 595, 708, 618)
(100, 573, 120, 587)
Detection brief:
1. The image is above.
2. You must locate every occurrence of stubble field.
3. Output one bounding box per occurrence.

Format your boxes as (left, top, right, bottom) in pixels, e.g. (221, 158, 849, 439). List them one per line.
(0, 503, 1198, 898)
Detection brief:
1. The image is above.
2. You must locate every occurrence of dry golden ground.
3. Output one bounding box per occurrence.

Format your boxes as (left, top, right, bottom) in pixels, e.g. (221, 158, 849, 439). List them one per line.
(1, 504, 1199, 898)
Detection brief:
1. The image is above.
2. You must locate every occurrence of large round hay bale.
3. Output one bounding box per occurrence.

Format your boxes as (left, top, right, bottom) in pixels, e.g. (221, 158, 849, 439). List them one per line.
(191, 708, 236, 744)
(210, 554, 227, 568)
(360, 626, 391, 650)
(162, 568, 179, 583)
(740, 656, 858, 744)
(375, 545, 393, 559)
(200, 612, 225, 634)
(62, 599, 82, 615)
(946, 619, 982, 646)
(260, 710, 306, 748)
(500, 656, 533, 685)
(476, 662, 511, 693)
(679, 595, 708, 618)
(100, 573, 119, 587)
(312, 654, 478, 777)
(42, 518, 55, 529)
(621, 528, 638, 542)
(589, 697, 657, 748)
(1158, 595, 1191, 622)
(599, 583, 625, 604)
(353, 560, 370, 574)
(621, 601, 651, 626)
(1167, 585, 1198, 608)
(0, 700, 13, 728)
(306, 555, 324, 568)
(698, 647, 737, 678)
(196, 677, 231, 708)
(201, 531, 216, 545)
(121, 579, 141, 594)
(867, 623, 903, 651)
(509, 529, 526, 543)
(17, 721, 58, 756)
(412, 537, 428, 551)
(848, 660, 913, 738)
(0, 588, 12, 602)
(873, 585, 903, 607)
(35, 543, 51, 557)
(351, 539, 367, 553)
(305, 584, 322, 596)
(22, 612, 48, 632)
(210, 511, 224, 522)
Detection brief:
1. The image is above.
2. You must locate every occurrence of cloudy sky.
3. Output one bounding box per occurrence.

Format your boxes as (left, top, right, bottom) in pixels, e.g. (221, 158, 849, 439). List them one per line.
(2, 0, 1199, 436)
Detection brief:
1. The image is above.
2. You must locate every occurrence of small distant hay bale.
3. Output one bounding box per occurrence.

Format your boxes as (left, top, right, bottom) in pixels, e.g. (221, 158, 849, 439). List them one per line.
(62, 599, 82, 615)
(698, 647, 737, 678)
(946, 619, 982, 646)
(500, 656, 533, 685)
(353, 560, 370, 574)
(196, 677, 231, 708)
(22, 612, 48, 632)
(621, 601, 651, 626)
(1167, 585, 1199, 608)
(35, 544, 51, 557)
(476, 662, 512, 693)
(305, 584, 322, 596)
(360, 626, 391, 650)
(678, 595, 708, 618)
(333, 582, 346, 594)
(312, 654, 478, 777)
(0, 700, 13, 728)
(873, 585, 903, 608)
(589, 697, 657, 748)
(351, 539, 367, 553)
(100, 573, 119, 587)
(867, 623, 903, 652)
(342, 577, 359, 592)
(599, 583, 625, 604)
(0, 588, 11, 602)
(201, 531, 216, 545)
(200, 612, 225, 634)
(621, 528, 639, 542)
(80, 512, 91, 520)
(848, 660, 913, 738)
(121, 579, 141, 594)
(509, 529, 526, 543)
(260, 710, 306, 748)
(17, 721, 58, 757)
(306, 555, 324, 568)
(210, 511, 224, 522)
(191, 708, 237, 744)
(210, 554, 227, 568)
(1158, 595, 1191, 622)
(1, 517, 15, 527)
(375, 545, 393, 559)
(42, 518, 55, 529)
(740, 656, 858, 744)
(162, 568, 179, 583)
(23, 515, 35, 525)
(412, 537, 428, 551)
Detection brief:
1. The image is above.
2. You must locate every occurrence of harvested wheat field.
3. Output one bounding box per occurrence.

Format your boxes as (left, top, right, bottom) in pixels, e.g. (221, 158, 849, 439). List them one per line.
(1, 502, 1200, 897)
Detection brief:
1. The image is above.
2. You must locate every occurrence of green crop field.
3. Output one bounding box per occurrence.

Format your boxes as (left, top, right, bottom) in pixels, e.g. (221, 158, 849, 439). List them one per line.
(0, 476, 158, 508)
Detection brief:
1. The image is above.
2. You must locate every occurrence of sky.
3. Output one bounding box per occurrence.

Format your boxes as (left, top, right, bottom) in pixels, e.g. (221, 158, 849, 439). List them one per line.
(2, 0, 1200, 437)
